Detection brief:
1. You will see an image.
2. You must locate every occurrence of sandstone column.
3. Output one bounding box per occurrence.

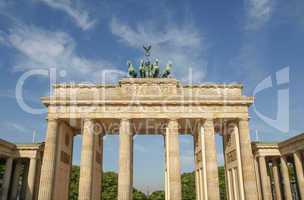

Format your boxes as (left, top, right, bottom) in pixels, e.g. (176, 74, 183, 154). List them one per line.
(229, 122, 245, 200)
(21, 161, 29, 199)
(227, 169, 233, 200)
(26, 158, 37, 200)
(165, 119, 182, 200)
(78, 119, 99, 200)
(92, 133, 103, 200)
(38, 119, 59, 200)
(272, 158, 282, 200)
(254, 157, 262, 200)
(258, 156, 272, 200)
(118, 119, 133, 200)
(10, 160, 23, 200)
(232, 168, 239, 200)
(195, 169, 201, 200)
(293, 151, 304, 199)
(204, 119, 220, 200)
(2, 157, 13, 200)
(280, 156, 292, 200)
(238, 118, 258, 199)
(193, 133, 202, 200)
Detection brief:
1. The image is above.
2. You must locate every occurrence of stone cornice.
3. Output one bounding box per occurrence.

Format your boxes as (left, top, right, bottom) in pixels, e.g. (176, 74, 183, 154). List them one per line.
(41, 97, 254, 106)
(278, 133, 304, 148)
(119, 78, 180, 85)
(251, 142, 279, 150)
(0, 139, 16, 150)
(183, 83, 243, 89)
(52, 81, 243, 89)
(16, 143, 44, 150)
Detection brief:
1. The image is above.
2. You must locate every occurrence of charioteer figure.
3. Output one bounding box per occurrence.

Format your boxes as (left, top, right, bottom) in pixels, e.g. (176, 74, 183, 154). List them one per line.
(162, 62, 172, 78)
(127, 61, 137, 78)
(153, 59, 160, 78)
(139, 60, 145, 78)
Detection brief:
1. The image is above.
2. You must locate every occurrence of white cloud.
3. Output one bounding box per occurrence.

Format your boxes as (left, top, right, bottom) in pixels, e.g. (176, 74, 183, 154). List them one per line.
(36, 0, 96, 30)
(245, 0, 273, 31)
(110, 17, 207, 82)
(1, 24, 114, 80)
(1, 121, 31, 134)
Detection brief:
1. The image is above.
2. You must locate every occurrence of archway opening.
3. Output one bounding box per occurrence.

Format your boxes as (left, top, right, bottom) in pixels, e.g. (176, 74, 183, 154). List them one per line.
(69, 134, 81, 200)
(216, 133, 227, 200)
(133, 135, 165, 199)
(179, 134, 195, 200)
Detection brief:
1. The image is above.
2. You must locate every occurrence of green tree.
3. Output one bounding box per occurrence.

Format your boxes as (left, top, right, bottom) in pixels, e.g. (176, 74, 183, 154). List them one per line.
(68, 166, 227, 200)
(102, 172, 118, 200)
(218, 166, 227, 200)
(148, 191, 165, 200)
(69, 166, 80, 200)
(133, 188, 147, 200)
(181, 172, 196, 200)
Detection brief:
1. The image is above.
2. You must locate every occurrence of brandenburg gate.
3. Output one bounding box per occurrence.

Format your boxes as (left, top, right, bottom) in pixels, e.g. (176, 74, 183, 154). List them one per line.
(37, 77, 259, 200)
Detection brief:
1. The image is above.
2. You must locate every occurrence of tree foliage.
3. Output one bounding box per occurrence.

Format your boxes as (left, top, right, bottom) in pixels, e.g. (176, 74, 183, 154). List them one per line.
(69, 166, 80, 200)
(148, 191, 165, 200)
(102, 172, 118, 200)
(133, 188, 147, 200)
(181, 172, 196, 200)
(68, 166, 227, 200)
(218, 166, 227, 200)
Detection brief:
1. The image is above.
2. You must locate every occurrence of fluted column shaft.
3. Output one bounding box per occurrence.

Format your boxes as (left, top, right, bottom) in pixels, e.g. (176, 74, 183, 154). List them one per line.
(10, 160, 23, 200)
(194, 135, 202, 200)
(92, 134, 103, 200)
(26, 158, 37, 200)
(272, 159, 282, 200)
(118, 119, 133, 200)
(258, 156, 272, 200)
(2, 157, 13, 200)
(254, 157, 262, 200)
(293, 151, 304, 199)
(165, 119, 182, 200)
(238, 118, 258, 199)
(280, 156, 292, 200)
(38, 119, 58, 200)
(204, 119, 220, 200)
(78, 119, 97, 200)
(232, 168, 239, 200)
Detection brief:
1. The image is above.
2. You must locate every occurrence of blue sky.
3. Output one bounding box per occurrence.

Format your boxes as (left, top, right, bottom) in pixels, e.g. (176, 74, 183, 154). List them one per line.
(0, 0, 304, 192)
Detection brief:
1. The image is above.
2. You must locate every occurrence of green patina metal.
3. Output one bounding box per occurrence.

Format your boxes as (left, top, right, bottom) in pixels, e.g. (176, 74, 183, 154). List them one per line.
(127, 45, 172, 78)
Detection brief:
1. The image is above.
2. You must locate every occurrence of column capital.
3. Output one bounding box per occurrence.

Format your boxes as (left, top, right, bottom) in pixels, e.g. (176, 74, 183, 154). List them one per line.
(203, 118, 214, 129)
(166, 119, 179, 132)
(120, 118, 131, 123)
(204, 118, 214, 122)
(238, 117, 250, 122)
(46, 117, 58, 122)
(119, 118, 133, 136)
(82, 118, 94, 123)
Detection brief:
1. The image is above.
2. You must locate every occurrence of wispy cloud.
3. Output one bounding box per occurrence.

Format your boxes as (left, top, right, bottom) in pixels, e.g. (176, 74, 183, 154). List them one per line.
(0, 24, 114, 80)
(1, 121, 31, 134)
(245, 0, 273, 31)
(36, 0, 96, 30)
(229, 42, 267, 91)
(110, 17, 207, 82)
